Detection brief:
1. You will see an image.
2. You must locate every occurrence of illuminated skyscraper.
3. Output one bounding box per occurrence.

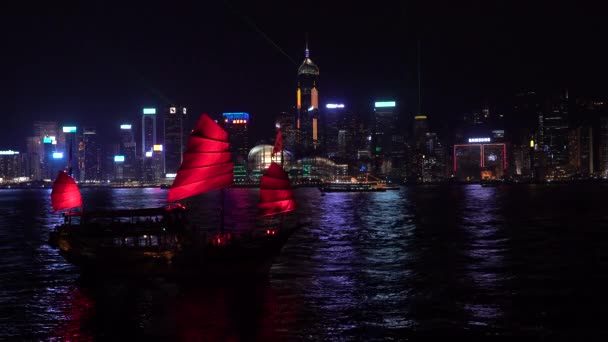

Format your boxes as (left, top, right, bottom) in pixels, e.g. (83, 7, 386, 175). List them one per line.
(41, 135, 56, 179)
(372, 101, 404, 179)
(324, 103, 345, 159)
(600, 116, 608, 176)
(141, 107, 157, 157)
(454, 138, 506, 181)
(411, 115, 430, 181)
(164, 106, 188, 175)
(33, 121, 59, 145)
(296, 41, 320, 155)
(25, 137, 41, 180)
(32, 121, 59, 172)
(62, 125, 78, 177)
(152, 144, 164, 182)
(223, 112, 249, 182)
(0, 150, 22, 180)
(373, 101, 399, 156)
(339, 110, 367, 164)
(542, 92, 569, 178)
(276, 111, 296, 152)
(512, 91, 542, 179)
(413, 115, 429, 151)
(81, 126, 101, 182)
(120, 124, 137, 180)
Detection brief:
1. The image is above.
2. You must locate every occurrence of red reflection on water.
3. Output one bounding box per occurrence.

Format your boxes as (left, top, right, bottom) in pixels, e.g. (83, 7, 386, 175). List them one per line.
(50, 286, 95, 341)
(258, 285, 291, 341)
(171, 283, 299, 341)
(172, 287, 236, 341)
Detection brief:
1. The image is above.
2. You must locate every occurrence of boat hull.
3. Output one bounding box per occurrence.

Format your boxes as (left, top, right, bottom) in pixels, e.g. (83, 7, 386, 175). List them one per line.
(49, 225, 297, 279)
(319, 186, 387, 192)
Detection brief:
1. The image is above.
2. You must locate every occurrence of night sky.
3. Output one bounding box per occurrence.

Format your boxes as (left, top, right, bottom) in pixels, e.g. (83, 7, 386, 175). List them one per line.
(3, 1, 607, 149)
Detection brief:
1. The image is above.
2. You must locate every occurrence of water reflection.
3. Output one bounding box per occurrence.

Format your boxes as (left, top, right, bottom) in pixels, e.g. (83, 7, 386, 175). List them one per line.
(460, 185, 507, 327)
(43, 277, 292, 341)
(49, 285, 95, 341)
(407, 185, 473, 332)
(356, 190, 413, 333)
(4, 185, 608, 339)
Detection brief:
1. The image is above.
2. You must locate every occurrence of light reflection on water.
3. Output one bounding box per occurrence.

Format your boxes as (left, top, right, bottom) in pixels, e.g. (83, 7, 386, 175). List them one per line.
(460, 185, 507, 327)
(2, 185, 608, 339)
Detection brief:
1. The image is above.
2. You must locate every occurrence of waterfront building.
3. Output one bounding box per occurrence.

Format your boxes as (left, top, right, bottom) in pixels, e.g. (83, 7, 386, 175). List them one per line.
(81, 126, 101, 182)
(141, 107, 157, 157)
(164, 106, 188, 176)
(454, 137, 506, 181)
(296, 42, 320, 155)
(0, 150, 22, 181)
(223, 112, 250, 183)
(119, 124, 138, 180)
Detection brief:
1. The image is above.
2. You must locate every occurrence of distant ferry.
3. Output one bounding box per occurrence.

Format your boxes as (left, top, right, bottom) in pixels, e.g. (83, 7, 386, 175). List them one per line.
(319, 175, 390, 193)
(480, 178, 503, 187)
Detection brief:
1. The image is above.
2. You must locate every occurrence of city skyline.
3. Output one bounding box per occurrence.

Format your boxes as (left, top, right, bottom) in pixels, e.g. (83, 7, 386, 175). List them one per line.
(4, 2, 608, 149)
(5, 3, 608, 337)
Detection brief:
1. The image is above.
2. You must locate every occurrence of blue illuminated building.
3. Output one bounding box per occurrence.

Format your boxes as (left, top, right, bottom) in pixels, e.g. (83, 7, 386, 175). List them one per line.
(222, 112, 250, 182)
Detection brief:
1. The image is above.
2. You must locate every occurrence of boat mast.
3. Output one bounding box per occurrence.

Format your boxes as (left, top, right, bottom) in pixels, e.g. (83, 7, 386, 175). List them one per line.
(222, 120, 227, 234)
(219, 116, 226, 234)
(220, 187, 225, 233)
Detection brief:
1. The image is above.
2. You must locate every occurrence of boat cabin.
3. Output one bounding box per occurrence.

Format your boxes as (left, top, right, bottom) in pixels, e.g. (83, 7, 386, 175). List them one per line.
(58, 204, 188, 248)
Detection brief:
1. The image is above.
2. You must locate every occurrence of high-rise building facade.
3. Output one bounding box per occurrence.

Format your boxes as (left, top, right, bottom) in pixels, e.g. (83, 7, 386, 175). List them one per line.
(141, 108, 157, 182)
(0, 150, 22, 180)
(141, 107, 157, 157)
(81, 126, 101, 182)
(33, 121, 59, 179)
(296, 43, 320, 156)
(372, 101, 404, 179)
(33, 121, 59, 149)
(223, 112, 249, 183)
(454, 138, 506, 181)
(421, 132, 446, 182)
(120, 124, 137, 180)
(324, 103, 345, 160)
(25, 136, 41, 180)
(413, 115, 429, 152)
(62, 125, 78, 178)
(41, 136, 54, 179)
(600, 116, 608, 177)
(276, 111, 296, 152)
(164, 106, 188, 176)
(539, 91, 569, 179)
(222, 112, 249, 161)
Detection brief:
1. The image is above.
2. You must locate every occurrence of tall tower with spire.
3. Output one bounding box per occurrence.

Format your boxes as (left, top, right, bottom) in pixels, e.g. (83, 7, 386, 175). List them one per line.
(296, 39, 320, 155)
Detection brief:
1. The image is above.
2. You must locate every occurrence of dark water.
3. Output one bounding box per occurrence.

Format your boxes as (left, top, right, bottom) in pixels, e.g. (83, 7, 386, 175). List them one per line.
(2, 185, 608, 340)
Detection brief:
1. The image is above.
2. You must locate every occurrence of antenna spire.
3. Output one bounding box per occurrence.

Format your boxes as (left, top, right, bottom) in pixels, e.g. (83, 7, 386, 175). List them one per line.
(417, 38, 422, 115)
(305, 33, 310, 58)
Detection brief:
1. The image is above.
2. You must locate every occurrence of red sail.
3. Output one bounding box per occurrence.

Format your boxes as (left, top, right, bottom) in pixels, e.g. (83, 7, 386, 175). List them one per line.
(51, 171, 83, 212)
(258, 162, 295, 217)
(168, 113, 233, 202)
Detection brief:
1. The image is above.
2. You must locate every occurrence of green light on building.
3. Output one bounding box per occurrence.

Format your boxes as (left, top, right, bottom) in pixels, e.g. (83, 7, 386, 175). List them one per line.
(374, 101, 396, 108)
(303, 164, 311, 177)
(233, 165, 247, 181)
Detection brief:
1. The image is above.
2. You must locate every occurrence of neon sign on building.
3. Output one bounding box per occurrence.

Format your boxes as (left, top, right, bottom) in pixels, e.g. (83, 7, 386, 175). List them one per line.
(468, 137, 491, 143)
(374, 101, 396, 108)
